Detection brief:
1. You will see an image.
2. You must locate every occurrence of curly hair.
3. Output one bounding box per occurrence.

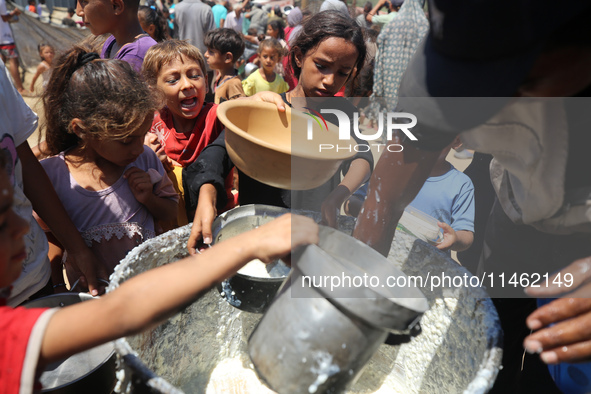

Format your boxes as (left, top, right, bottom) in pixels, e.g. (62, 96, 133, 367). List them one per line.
(42, 45, 158, 156)
(288, 10, 366, 81)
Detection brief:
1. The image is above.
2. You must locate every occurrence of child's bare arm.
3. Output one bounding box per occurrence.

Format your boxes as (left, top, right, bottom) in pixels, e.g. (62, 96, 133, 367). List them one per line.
(29, 63, 47, 93)
(124, 167, 178, 221)
(322, 158, 370, 228)
(38, 214, 319, 365)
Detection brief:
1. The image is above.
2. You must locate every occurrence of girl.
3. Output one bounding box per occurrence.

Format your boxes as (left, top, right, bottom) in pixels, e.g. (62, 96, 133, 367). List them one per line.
(39, 45, 178, 288)
(266, 19, 287, 49)
(185, 10, 372, 253)
(29, 43, 55, 93)
(138, 5, 170, 43)
(242, 38, 289, 96)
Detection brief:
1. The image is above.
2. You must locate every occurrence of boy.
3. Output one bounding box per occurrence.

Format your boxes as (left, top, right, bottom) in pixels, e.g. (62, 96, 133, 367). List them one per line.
(142, 40, 236, 228)
(76, 0, 156, 72)
(204, 28, 246, 104)
(346, 136, 474, 253)
(0, 147, 318, 392)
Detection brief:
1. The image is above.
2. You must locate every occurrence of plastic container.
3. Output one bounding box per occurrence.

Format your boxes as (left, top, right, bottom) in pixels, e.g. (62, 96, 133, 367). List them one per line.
(397, 206, 443, 245)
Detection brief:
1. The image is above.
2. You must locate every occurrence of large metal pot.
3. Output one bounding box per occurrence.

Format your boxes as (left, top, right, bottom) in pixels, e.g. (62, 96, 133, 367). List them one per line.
(109, 208, 503, 393)
(23, 293, 116, 394)
(248, 226, 429, 393)
(212, 205, 291, 313)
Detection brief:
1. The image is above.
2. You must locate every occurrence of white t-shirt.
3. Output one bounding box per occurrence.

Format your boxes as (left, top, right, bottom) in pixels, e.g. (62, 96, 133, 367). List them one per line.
(0, 60, 50, 306)
(0, 0, 15, 45)
(224, 11, 243, 33)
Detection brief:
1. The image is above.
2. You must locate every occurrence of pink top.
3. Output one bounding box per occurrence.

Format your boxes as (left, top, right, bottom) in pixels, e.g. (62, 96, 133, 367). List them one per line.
(40, 146, 178, 278)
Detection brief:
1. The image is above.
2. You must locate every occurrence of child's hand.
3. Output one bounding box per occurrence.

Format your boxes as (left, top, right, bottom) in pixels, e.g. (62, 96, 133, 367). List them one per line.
(246, 91, 286, 112)
(249, 214, 319, 265)
(187, 184, 218, 255)
(145, 133, 174, 171)
(124, 167, 154, 205)
(436, 221, 457, 251)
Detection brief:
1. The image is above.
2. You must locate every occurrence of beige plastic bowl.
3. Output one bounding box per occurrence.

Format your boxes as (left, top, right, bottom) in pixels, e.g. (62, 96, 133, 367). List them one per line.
(217, 100, 356, 190)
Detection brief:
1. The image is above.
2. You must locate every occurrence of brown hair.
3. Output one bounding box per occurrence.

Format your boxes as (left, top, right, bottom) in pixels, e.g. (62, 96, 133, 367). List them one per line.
(142, 40, 207, 87)
(258, 38, 284, 59)
(42, 45, 158, 156)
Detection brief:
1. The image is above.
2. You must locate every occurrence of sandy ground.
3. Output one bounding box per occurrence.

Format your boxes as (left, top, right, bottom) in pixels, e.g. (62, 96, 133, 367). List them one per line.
(21, 68, 46, 147)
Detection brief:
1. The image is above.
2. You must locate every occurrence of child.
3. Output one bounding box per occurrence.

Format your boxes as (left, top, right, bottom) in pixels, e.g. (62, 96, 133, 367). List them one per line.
(242, 38, 288, 96)
(29, 43, 54, 93)
(266, 19, 287, 48)
(346, 137, 475, 253)
(184, 10, 373, 253)
(0, 147, 318, 392)
(204, 28, 246, 104)
(39, 46, 179, 286)
(142, 40, 235, 229)
(61, 7, 78, 27)
(27, 0, 36, 13)
(138, 5, 170, 42)
(76, 0, 157, 72)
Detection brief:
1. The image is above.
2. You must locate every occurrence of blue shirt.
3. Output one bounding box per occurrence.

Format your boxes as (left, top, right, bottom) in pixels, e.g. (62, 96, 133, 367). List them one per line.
(212, 4, 227, 27)
(409, 165, 475, 232)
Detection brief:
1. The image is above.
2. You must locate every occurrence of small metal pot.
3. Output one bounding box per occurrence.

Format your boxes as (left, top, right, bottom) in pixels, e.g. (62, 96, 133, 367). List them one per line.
(212, 204, 291, 313)
(23, 293, 116, 394)
(248, 226, 429, 394)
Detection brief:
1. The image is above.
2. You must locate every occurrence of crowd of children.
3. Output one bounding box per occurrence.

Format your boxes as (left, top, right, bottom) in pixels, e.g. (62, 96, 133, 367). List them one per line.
(0, 0, 503, 391)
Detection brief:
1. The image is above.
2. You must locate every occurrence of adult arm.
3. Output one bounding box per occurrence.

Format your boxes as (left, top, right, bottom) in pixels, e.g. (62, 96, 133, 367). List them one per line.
(366, 0, 386, 22)
(17, 141, 105, 295)
(352, 136, 440, 256)
(39, 214, 318, 365)
(0, 7, 20, 21)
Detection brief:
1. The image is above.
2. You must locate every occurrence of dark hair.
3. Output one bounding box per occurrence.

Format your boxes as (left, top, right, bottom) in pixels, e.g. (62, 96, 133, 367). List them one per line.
(67, 7, 75, 14)
(273, 5, 283, 18)
(204, 28, 245, 62)
(42, 45, 158, 156)
(289, 10, 366, 80)
(363, 1, 372, 14)
(347, 58, 374, 97)
(267, 19, 285, 40)
(258, 38, 284, 58)
(138, 5, 170, 42)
